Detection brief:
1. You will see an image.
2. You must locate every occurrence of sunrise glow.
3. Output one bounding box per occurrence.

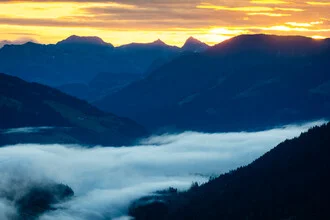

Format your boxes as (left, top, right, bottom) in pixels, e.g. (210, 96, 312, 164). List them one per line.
(0, 0, 329, 46)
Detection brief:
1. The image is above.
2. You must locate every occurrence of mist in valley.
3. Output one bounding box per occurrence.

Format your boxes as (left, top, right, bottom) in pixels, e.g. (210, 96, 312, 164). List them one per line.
(0, 120, 325, 220)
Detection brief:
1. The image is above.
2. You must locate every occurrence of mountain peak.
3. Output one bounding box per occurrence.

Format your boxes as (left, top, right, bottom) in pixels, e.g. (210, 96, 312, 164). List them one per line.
(0, 39, 37, 48)
(152, 39, 166, 46)
(185, 36, 201, 44)
(57, 35, 113, 47)
(208, 34, 327, 55)
(182, 36, 209, 52)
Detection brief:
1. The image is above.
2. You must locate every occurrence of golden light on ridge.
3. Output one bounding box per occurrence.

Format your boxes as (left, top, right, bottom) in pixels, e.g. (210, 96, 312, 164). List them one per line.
(312, 35, 326, 39)
(0, 0, 328, 46)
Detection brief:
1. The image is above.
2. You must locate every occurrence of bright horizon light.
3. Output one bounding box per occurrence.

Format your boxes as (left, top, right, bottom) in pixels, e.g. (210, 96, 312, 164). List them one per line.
(0, 0, 329, 46)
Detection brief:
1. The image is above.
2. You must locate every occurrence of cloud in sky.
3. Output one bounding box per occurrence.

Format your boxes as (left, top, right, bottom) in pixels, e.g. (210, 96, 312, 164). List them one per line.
(0, 37, 36, 48)
(0, 0, 328, 45)
(0, 120, 325, 219)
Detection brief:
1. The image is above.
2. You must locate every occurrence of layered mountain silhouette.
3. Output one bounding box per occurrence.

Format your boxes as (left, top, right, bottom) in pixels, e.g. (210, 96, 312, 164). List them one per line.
(130, 122, 330, 219)
(0, 40, 11, 48)
(118, 39, 178, 50)
(57, 35, 112, 46)
(95, 34, 330, 132)
(0, 35, 209, 101)
(182, 37, 209, 52)
(0, 73, 147, 146)
(0, 36, 175, 86)
(0, 39, 35, 48)
(0, 40, 114, 86)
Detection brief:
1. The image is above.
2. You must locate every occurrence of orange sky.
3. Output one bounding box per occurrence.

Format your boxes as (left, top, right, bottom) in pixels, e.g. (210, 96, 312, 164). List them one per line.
(0, 0, 329, 46)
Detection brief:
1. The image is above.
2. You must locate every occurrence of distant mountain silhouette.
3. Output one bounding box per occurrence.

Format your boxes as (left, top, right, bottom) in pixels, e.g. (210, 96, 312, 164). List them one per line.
(0, 73, 147, 146)
(0, 35, 210, 101)
(116, 39, 181, 69)
(182, 37, 209, 52)
(0, 40, 14, 48)
(130, 122, 330, 220)
(153, 39, 167, 46)
(0, 39, 35, 48)
(57, 35, 113, 47)
(0, 40, 10, 48)
(0, 40, 113, 85)
(0, 35, 182, 88)
(209, 34, 328, 56)
(95, 34, 330, 132)
(118, 39, 179, 50)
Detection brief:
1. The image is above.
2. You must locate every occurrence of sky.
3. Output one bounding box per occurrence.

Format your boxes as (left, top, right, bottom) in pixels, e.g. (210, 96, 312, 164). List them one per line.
(0, 0, 329, 46)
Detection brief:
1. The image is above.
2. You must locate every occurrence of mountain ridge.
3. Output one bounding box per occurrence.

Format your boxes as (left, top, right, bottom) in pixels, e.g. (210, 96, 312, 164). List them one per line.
(182, 36, 209, 52)
(0, 35, 202, 89)
(0, 73, 147, 146)
(57, 35, 113, 47)
(208, 34, 329, 55)
(95, 34, 330, 133)
(130, 122, 330, 219)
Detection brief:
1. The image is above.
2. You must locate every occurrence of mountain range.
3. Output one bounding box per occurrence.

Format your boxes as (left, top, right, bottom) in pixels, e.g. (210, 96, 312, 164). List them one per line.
(0, 39, 37, 49)
(95, 34, 330, 133)
(2, 34, 329, 133)
(182, 37, 209, 52)
(0, 36, 209, 101)
(130, 122, 330, 219)
(0, 73, 147, 146)
(1, 33, 330, 219)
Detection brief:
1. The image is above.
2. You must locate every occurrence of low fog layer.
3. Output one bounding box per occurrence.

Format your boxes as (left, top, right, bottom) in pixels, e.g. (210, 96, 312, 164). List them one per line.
(0, 121, 325, 219)
(1, 126, 54, 134)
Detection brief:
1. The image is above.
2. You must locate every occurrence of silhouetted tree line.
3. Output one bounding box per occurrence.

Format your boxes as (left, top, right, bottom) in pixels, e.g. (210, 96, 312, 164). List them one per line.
(130, 122, 330, 220)
(0, 182, 73, 220)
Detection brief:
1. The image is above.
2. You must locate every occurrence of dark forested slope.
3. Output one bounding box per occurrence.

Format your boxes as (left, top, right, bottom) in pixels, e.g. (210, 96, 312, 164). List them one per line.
(0, 73, 147, 146)
(96, 34, 330, 132)
(130, 122, 330, 220)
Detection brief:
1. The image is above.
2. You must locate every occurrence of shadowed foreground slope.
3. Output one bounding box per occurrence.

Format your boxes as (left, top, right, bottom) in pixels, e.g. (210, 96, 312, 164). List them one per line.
(130, 122, 330, 220)
(0, 73, 147, 146)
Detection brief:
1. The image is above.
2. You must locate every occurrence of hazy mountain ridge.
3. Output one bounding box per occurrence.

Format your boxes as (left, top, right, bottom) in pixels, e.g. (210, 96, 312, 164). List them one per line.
(95, 34, 330, 132)
(0, 73, 147, 146)
(0, 39, 36, 49)
(182, 37, 210, 52)
(130, 122, 330, 219)
(0, 35, 209, 101)
(57, 35, 113, 47)
(208, 34, 330, 56)
(0, 35, 208, 85)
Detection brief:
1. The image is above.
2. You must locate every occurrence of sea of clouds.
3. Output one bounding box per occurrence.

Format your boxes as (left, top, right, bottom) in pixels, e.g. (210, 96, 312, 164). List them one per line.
(0, 120, 325, 220)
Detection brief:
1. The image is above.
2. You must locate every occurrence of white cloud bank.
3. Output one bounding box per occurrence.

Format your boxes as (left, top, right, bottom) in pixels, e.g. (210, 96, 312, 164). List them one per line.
(0, 120, 325, 220)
